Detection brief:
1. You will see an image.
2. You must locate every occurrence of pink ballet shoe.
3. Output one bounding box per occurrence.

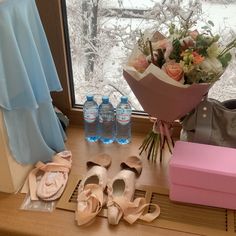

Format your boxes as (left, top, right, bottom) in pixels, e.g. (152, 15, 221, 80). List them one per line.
(75, 153, 111, 226)
(107, 156, 160, 225)
(26, 150, 72, 201)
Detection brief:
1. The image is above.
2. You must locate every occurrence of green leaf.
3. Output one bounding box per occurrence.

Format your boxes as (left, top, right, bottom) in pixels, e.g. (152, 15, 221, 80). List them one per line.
(208, 20, 214, 27)
(218, 52, 232, 68)
(213, 34, 220, 42)
(201, 26, 209, 30)
(169, 23, 176, 35)
(169, 39, 181, 62)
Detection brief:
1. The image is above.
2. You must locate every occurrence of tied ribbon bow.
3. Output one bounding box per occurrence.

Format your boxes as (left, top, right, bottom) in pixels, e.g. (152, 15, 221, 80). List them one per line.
(150, 117, 174, 153)
(107, 196, 160, 224)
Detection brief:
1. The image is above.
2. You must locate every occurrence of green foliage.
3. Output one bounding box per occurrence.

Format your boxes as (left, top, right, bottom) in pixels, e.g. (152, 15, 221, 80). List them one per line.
(169, 23, 176, 35)
(135, 10, 236, 86)
(195, 34, 215, 56)
(218, 52, 232, 68)
(169, 39, 181, 62)
(208, 20, 214, 27)
(137, 31, 150, 55)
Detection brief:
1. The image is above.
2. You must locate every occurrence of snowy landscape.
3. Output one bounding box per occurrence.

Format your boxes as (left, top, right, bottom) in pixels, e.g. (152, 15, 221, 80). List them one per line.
(65, 0, 236, 110)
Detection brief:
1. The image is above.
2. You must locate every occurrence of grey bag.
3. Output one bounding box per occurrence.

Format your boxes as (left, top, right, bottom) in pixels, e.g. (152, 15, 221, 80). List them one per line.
(181, 98, 236, 148)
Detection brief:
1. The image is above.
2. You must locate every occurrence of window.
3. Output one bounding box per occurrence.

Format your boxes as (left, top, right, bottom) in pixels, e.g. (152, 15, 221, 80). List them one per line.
(63, 0, 236, 112)
(37, 0, 236, 129)
(63, 0, 157, 111)
(36, 0, 150, 131)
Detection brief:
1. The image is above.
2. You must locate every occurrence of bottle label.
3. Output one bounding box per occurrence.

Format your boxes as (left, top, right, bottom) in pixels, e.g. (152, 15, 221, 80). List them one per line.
(99, 112, 115, 123)
(84, 108, 98, 123)
(116, 109, 131, 125)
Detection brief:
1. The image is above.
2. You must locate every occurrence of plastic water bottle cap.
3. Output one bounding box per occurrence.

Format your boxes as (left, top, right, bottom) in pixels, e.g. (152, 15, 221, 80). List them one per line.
(86, 95, 94, 101)
(102, 96, 109, 104)
(121, 96, 128, 103)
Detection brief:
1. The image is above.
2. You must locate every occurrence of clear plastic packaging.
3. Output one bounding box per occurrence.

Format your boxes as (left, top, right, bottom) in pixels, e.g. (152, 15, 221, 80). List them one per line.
(20, 193, 55, 212)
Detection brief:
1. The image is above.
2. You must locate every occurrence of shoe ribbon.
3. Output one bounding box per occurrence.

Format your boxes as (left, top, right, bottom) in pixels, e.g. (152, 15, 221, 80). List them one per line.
(75, 184, 104, 226)
(107, 196, 160, 224)
(22, 151, 72, 201)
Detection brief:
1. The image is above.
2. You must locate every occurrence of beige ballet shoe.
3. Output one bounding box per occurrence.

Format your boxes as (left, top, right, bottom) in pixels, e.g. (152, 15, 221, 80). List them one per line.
(87, 153, 112, 168)
(120, 155, 142, 176)
(26, 150, 72, 201)
(75, 153, 111, 226)
(107, 156, 160, 225)
(107, 169, 136, 225)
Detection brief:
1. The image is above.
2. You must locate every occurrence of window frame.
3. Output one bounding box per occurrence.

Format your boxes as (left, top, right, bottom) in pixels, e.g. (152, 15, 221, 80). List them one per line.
(36, 0, 181, 136)
(62, 0, 151, 112)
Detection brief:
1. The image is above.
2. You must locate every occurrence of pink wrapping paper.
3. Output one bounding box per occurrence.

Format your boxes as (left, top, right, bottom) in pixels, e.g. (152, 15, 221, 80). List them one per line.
(123, 66, 211, 122)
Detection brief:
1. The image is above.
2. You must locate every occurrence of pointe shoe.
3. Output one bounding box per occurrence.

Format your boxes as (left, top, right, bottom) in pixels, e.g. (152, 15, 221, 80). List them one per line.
(87, 153, 111, 168)
(36, 151, 72, 201)
(107, 156, 160, 225)
(120, 155, 142, 176)
(107, 169, 136, 225)
(75, 153, 111, 226)
(23, 150, 72, 201)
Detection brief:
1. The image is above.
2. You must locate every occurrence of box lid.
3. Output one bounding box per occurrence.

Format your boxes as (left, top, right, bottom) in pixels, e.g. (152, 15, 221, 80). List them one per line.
(169, 141, 236, 195)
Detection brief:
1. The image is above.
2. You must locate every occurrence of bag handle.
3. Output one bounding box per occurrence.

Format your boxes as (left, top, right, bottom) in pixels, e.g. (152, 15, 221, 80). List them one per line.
(193, 98, 213, 144)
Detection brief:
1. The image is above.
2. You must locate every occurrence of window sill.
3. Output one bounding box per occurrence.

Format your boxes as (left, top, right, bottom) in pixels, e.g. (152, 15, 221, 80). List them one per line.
(63, 107, 181, 138)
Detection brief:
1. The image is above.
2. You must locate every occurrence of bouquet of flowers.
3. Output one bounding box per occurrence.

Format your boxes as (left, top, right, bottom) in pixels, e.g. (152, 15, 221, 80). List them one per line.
(123, 13, 236, 162)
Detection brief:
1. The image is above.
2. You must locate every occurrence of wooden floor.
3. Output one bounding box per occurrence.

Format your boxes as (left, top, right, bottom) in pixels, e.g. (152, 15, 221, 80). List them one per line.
(0, 125, 200, 236)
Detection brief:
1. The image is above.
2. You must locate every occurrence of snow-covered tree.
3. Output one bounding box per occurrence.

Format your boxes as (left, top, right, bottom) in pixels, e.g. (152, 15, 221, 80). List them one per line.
(66, 0, 236, 108)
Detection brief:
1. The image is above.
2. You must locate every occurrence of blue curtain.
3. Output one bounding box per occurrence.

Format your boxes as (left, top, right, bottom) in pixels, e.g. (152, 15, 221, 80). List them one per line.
(0, 0, 65, 164)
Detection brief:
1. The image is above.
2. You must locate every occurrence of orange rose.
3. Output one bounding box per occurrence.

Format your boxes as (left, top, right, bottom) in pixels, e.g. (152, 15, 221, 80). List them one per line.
(129, 55, 149, 73)
(162, 61, 184, 81)
(192, 51, 204, 64)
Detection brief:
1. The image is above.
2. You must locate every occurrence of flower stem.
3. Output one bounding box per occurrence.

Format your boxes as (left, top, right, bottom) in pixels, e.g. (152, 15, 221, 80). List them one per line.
(151, 134, 158, 162)
(165, 136, 173, 154)
(148, 40, 155, 64)
(159, 135, 163, 163)
(153, 134, 159, 162)
(219, 39, 236, 57)
(139, 131, 152, 151)
(139, 131, 155, 158)
(147, 135, 155, 161)
(139, 130, 172, 162)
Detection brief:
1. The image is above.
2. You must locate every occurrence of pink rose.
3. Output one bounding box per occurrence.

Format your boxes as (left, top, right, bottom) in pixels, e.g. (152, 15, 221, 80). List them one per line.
(189, 30, 199, 40)
(180, 36, 195, 51)
(152, 39, 173, 60)
(129, 55, 149, 73)
(162, 61, 184, 81)
(155, 39, 170, 49)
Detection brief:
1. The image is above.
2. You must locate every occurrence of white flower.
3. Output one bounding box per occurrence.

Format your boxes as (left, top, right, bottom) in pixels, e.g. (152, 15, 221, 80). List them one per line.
(151, 39, 173, 60)
(200, 58, 223, 74)
(207, 42, 220, 58)
(180, 36, 195, 47)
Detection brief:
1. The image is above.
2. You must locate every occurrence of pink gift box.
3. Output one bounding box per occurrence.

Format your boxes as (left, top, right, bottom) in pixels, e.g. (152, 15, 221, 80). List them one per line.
(169, 141, 236, 209)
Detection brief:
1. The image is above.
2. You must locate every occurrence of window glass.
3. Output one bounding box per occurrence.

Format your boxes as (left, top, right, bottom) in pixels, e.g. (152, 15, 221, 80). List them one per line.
(101, 0, 156, 9)
(65, 0, 236, 109)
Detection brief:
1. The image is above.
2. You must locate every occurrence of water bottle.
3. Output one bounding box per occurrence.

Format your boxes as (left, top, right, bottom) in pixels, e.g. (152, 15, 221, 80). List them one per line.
(98, 96, 115, 144)
(116, 96, 132, 144)
(83, 95, 99, 142)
